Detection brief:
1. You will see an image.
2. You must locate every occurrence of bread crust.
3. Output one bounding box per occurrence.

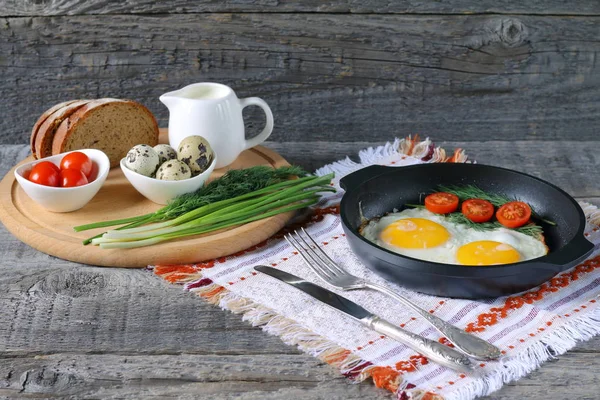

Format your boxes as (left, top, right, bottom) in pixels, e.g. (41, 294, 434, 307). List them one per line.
(30, 100, 79, 158)
(52, 99, 159, 168)
(34, 100, 91, 159)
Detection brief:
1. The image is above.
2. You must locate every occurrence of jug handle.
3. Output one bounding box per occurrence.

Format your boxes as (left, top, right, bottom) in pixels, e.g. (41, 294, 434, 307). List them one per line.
(240, 97, 274, 150)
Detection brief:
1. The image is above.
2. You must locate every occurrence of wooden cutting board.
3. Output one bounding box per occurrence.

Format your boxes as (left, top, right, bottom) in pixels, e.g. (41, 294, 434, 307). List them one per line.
(0, 129, 293, 268)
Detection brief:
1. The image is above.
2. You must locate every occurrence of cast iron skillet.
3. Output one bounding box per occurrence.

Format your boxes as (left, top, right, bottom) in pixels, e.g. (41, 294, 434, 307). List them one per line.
(339, 163, 594, 299)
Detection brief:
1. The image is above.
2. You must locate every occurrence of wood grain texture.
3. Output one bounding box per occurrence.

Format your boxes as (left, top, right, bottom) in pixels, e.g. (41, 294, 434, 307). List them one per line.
(2, 351, 599, 399)
(265, 140, 600, 198)
(1, 13, 599, 145)
(0, 354, 392, 399)
(2, 0, 600, 16)
(0, 143, 599, 399)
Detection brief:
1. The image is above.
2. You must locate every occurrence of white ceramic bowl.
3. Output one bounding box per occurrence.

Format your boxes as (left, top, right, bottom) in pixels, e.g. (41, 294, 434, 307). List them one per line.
(14, 149, 110, 213)
(120, 155, 217, 205)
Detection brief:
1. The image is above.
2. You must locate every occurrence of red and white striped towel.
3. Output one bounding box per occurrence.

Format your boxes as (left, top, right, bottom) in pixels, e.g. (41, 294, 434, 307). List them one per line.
(152, 137, 600, 400)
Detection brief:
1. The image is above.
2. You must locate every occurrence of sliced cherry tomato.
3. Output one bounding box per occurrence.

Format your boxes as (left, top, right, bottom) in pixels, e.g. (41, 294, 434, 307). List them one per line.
(424, 192, 459, 214)
(461, 199, 494, 223)
(59, 169, 89, 187)
(496, 201, 532, 228)
(60, 151, 93, 178)
(29, 161, 60, 187)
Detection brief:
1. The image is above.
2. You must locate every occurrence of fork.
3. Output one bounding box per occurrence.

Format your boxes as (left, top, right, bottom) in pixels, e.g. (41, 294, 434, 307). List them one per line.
(285, 228, 502, 361)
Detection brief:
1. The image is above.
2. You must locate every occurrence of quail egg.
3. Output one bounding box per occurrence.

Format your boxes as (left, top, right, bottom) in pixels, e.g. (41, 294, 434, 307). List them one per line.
(153, 144, 177, 165)
(155, 159, 192, 181)
(125, 144, 160, 177)
(177, 135, 214, 176)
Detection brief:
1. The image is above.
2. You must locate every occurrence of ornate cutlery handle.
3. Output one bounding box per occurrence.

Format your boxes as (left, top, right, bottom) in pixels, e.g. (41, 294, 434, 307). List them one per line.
(363, 316, 473, 372)
(365, 282, 501, 361)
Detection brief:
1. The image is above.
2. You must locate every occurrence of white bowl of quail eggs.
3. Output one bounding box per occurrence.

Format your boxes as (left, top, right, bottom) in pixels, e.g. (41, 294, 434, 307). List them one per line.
(121, 135, 216, 205)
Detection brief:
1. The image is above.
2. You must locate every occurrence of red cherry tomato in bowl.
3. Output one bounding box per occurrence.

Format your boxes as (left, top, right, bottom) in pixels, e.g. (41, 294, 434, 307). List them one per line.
(60, 169, 89, 188)
(424, 192, 459, 214)
(60, 151, 93, 178)
(496, 201, 532, 228)
(29, 161, 60, 187)
(461, 199, 494, 223)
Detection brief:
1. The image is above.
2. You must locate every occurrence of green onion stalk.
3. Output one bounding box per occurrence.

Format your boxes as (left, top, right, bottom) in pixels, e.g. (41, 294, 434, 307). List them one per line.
(76, 171, 335, 249)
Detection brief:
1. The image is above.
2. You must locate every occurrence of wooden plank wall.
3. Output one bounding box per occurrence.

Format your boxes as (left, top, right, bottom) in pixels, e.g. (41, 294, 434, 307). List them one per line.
(1, 1, 599, 146)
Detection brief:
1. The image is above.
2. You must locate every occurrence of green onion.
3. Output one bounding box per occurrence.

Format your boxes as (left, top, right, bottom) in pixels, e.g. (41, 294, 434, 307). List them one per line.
(98, 197, 320, 249)
(74, 165, 309, 233)
(77, 167, 335, 248)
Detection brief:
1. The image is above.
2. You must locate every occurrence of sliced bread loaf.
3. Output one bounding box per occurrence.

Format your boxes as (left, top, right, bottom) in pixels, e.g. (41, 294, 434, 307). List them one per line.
(52, 99, 159, 168)
(30, 100, 80, 158)
(34, 100, 91, 159)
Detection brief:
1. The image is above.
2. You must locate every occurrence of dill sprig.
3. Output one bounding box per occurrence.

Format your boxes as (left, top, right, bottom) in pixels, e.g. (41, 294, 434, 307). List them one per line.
(445, 212, 544, 238)
(437, 184, 556, 226)
(157, 165, 307, 220)
(437, 185, 513, 207)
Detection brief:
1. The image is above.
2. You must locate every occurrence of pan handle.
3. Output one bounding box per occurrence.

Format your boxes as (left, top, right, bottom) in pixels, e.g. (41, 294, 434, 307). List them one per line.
(339, 165, 391, 191)
(544, 235, 595, 266)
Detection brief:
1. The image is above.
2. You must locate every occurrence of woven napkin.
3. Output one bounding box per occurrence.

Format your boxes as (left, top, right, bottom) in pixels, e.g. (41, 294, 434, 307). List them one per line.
(151, 137, 600, 400)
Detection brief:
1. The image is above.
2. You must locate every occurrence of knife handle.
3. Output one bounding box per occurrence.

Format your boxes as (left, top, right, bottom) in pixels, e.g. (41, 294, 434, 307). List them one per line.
(364, 316, 474, 372)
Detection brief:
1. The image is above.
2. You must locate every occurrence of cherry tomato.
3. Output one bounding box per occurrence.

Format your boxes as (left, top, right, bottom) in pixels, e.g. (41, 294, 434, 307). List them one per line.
(424, 192, 459, 214)
(60, 151, 93, 178)
(29, 161, 60, 187)
(496, 201, 532, 228)
(59, 169, 89, 188)
(461, 199, 494, 223)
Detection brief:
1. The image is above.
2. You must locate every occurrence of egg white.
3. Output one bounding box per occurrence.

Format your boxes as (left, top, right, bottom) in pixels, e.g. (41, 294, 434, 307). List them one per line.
(360, 208, 548, 265)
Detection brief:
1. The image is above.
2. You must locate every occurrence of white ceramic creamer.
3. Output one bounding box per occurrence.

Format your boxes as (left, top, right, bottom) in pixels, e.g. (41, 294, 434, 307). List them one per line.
(160, 82, 274, 169)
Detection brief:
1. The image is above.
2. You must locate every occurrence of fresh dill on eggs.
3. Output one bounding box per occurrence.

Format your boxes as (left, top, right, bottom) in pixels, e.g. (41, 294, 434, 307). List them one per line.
(404, 184, 554, 238)
(437, 184, 556, 226)
(445, 212, 544, 238)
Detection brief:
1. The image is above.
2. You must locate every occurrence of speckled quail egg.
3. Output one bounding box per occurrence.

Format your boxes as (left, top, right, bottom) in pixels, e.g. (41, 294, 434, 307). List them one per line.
(125, 144, 160, 177)
(153, 144, 177, 165)
(177, 135, 214, 176)
(155, 159, 192, 181)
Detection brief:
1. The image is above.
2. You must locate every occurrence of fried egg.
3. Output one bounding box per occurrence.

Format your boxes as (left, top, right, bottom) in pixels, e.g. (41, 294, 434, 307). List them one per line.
(360, 208, 548, 266)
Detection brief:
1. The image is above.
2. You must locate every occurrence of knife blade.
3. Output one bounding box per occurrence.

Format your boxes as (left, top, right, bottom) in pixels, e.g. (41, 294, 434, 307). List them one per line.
(255, 265, 473, 373)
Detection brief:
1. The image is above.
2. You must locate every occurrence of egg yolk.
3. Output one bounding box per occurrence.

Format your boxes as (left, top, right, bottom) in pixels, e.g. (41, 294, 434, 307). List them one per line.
(380, 218, 450, 249)
(457, 241, 521, 266)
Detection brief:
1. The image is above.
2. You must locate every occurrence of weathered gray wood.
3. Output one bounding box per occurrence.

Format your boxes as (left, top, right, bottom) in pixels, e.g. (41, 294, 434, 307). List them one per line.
(0, 353, 391, 399)
(1, 351, 599, 399)
(1, 14, 599, 145)
(266, 140, 600, 198)
(0, 265, 305, 356)
(0, 143, 599, 399)
(2, 0, 600, 16)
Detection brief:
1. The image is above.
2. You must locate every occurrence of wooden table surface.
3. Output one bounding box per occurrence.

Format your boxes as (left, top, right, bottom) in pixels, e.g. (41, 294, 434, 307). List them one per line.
(0, 141, 598, 400)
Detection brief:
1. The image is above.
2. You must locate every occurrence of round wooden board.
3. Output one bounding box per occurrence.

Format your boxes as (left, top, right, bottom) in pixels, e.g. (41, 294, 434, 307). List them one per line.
(0, 130, 292, 268)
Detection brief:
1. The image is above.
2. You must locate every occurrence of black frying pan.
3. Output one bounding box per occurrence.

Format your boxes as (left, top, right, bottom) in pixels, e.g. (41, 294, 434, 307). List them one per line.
(339, 163, 594, 299)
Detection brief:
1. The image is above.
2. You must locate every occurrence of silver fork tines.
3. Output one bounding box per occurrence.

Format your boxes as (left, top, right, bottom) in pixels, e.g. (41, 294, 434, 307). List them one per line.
(285, 229, 354, 286)
(285, 228, 502, 361)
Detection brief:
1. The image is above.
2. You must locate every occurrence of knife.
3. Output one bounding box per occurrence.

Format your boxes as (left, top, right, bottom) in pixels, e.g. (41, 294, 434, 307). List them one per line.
(255, 265, 474, 373)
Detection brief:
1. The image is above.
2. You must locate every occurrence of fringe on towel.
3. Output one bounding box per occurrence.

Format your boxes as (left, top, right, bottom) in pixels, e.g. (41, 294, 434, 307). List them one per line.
(315, 135, 468, 178)
(440, 306, 600, 400)
(153, 270, 380, 385)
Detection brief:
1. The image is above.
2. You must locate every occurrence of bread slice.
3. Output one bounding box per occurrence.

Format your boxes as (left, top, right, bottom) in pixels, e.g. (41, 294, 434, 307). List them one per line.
(31, 100, 80, 158)
(52, 99, 159, 168)
(35, 100, 91, 159)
